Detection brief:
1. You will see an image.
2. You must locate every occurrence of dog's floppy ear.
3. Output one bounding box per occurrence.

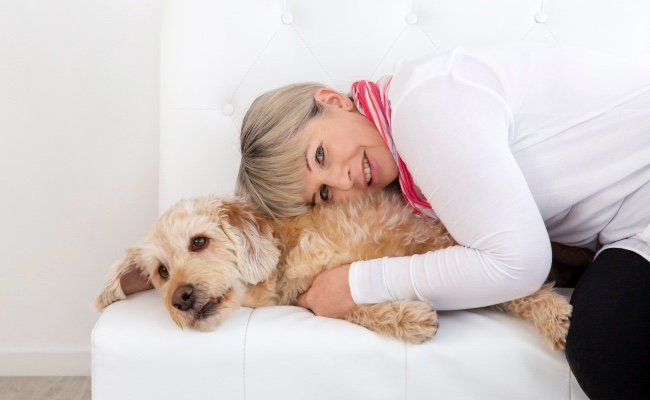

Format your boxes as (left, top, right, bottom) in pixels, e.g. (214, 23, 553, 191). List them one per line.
(92, 247, 153, 311)
(222, 199, 280, 284)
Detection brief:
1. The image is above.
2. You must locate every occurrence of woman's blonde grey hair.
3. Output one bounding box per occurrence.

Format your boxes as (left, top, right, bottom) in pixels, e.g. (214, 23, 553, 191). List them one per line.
(237, 82, 329, 219)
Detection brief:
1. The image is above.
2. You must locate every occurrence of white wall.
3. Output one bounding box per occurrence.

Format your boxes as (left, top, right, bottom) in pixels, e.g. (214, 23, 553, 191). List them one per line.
(0, 0, 163, 375)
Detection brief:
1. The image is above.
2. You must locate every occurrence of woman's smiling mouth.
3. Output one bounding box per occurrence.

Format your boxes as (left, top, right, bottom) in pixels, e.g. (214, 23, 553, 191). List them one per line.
(363, 155, 372, 185)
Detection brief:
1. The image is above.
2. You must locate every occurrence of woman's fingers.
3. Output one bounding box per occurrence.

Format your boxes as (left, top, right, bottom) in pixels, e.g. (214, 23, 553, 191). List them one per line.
(296, 264, 355, 319)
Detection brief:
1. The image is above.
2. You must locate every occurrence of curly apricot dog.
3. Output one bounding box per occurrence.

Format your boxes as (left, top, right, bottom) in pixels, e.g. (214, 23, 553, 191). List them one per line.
(94, 191, 570, 348)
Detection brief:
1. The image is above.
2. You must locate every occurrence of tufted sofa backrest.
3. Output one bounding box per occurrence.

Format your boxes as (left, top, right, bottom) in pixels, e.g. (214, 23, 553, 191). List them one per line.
(160, 0, 650, 212)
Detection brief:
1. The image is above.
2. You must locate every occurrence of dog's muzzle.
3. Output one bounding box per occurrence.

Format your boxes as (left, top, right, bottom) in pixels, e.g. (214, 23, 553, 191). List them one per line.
(172, 284, 230, 321)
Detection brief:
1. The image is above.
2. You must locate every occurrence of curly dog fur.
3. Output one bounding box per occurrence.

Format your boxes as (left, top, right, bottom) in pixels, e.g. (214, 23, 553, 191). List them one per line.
(94, 191, 570, 348)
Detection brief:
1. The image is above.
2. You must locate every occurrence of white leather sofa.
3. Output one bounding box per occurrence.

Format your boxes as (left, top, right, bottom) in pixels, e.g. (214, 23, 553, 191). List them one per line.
(92, 1, 650, 399)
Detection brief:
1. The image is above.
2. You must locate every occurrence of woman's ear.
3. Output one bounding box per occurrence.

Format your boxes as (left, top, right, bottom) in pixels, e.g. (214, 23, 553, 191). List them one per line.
(314, 88, 354, 110)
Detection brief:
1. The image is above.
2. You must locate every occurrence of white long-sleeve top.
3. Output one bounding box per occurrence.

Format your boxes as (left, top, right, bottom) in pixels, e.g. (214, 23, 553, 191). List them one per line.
(349, 40, 650, 310)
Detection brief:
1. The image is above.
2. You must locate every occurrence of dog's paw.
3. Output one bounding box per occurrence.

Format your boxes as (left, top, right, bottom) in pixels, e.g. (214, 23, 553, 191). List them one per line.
(394, 301, 439, 343)
(497, 284, 572, 351)
(541, 300, 572, 351)
(346, 301, 438, 344)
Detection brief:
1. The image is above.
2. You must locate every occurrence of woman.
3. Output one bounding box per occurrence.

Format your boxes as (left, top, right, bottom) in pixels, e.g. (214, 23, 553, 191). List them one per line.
(237, 40, 650, 399)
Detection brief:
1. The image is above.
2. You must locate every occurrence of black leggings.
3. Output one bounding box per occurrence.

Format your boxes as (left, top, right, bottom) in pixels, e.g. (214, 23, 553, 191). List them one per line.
(565, 248, 650, 399)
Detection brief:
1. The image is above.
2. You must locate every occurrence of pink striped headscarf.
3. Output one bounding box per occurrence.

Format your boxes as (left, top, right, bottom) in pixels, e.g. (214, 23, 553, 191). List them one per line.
(351, 76, 437, 218)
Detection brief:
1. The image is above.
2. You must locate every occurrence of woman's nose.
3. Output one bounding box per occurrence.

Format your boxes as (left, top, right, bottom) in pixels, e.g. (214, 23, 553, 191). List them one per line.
(327, 166, 353, 190)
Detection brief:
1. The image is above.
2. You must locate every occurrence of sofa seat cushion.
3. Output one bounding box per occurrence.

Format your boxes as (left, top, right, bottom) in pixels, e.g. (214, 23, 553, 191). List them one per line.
(92, 290, 586, 400)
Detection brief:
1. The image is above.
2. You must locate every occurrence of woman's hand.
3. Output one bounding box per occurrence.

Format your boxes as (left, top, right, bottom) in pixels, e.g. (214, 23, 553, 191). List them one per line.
(296, 263, 356, 319)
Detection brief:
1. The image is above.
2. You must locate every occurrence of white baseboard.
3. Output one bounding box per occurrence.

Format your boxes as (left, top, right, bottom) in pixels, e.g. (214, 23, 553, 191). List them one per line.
(0, 347, 90, 376)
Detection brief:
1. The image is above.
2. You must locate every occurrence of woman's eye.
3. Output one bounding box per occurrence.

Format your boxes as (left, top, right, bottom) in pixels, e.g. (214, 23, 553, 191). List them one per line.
(319, 184, 329, 201)
(158, 265, 169, 279)
(315, 146, 325, 164)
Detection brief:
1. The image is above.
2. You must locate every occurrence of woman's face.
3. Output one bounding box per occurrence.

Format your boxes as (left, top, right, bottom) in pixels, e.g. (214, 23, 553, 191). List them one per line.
(300, 92, 399, 206)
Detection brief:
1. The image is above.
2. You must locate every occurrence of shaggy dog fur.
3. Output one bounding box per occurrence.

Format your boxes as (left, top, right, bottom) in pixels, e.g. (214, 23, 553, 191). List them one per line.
(94, 191, 571, 349)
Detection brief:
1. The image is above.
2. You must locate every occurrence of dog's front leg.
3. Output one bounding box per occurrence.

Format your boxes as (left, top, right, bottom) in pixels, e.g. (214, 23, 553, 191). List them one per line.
(344, 301, 438, 344)
(494, 283, 572, 350)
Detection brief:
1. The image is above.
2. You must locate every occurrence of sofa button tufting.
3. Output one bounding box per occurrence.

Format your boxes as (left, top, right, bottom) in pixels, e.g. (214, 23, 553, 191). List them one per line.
(222, 104, 234, 116)
(535, 11, 548, 23)
(281, 12, 294, 25)
(405, 13, 418, 25)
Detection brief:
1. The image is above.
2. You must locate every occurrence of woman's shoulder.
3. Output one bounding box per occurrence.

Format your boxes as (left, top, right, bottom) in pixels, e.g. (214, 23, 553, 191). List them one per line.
(388, 40, 524, 102)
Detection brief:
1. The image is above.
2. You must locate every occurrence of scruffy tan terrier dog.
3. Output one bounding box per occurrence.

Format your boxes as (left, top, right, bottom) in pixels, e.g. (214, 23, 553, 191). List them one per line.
(94, 191, 571, 349)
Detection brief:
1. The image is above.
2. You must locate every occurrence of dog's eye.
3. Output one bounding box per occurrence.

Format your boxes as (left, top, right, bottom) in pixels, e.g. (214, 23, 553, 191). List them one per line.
(158, 265, 169, 279)
(191, 236, 209, 252)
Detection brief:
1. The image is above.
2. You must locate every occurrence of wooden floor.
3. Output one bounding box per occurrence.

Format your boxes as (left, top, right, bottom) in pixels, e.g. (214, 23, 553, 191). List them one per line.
(0, 377, 90, 400)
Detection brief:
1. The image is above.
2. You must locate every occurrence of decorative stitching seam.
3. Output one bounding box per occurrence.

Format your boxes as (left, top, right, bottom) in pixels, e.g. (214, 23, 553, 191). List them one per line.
(369, 26, 408, 80)
(404, 342, 408, 400)
(543, 22, 560, 44)
(289, 26, 336, 88)
(415, 21, 439, 52)
(229, 26, 284, 105)
(540, 0, 560, 45)
(242, 308, 256, 400)
(522, 22, 537, 41)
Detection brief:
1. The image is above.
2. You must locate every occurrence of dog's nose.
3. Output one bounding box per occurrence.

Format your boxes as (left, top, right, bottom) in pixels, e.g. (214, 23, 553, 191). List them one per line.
(172, 285, 195, 311)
